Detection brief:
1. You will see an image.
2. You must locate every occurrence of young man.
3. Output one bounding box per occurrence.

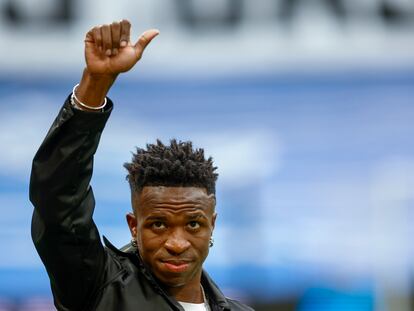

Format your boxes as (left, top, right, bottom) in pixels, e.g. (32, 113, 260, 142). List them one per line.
(29, 20, 254, 311)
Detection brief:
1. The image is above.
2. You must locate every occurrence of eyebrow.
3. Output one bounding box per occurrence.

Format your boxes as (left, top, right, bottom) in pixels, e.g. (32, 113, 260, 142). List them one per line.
(145, 213, 207, 222)
(145, 215, 168, 222)
(187, 214, 207, 221)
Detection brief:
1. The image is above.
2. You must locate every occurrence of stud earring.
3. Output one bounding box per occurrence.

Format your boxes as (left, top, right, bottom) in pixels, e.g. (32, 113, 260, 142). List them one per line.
(209, 237, 214, 248)
(131, 238, 138, 248)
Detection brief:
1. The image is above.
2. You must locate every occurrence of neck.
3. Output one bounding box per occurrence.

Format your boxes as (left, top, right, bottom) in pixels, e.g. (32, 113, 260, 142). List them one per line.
(167, 281, 204, 303)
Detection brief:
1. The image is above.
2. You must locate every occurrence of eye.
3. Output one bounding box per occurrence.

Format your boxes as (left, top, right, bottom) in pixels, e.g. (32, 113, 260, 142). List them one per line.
(152, 221, 166, 230)
(187, 221, 200, 230)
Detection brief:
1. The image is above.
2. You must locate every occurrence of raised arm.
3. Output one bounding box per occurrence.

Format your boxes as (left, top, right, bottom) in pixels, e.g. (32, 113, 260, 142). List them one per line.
(29, 20, 158, 310)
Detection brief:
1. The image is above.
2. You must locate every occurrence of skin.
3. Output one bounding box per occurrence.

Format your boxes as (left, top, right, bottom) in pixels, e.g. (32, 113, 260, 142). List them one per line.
(126, 186, 217, 303)
(74, 19, 159, 110)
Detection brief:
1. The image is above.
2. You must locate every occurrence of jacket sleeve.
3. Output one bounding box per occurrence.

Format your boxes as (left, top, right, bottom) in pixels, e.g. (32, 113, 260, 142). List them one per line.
(29, 95, 113, 310)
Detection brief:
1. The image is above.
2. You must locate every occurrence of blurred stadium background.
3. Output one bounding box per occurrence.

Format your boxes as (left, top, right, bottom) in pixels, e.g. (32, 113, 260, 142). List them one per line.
(1, 0, 414, 310)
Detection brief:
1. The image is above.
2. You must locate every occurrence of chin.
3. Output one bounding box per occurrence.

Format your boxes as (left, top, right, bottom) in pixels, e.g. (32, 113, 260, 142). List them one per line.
(155, 268, 200, 288)
(157, 274, 189, 288)
(153, 260, 201, 286)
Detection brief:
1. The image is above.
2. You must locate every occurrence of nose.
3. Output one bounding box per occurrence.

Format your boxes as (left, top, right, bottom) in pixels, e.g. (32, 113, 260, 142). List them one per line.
(164, 229, 191, 255)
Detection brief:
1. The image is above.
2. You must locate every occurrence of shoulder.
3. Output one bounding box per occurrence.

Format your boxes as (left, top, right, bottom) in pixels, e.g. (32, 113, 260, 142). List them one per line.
(226, 298, 255, 311)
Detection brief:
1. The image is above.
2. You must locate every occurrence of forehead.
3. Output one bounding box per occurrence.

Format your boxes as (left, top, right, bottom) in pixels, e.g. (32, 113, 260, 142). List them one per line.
(134, 186, 215, 212)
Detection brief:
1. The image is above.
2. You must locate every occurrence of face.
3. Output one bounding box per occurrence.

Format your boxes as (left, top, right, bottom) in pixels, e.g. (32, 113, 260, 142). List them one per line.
(126, 186, 216, 289)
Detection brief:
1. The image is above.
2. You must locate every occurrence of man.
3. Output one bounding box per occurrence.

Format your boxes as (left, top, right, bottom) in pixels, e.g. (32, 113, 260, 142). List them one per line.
(29, 19, 254, 311)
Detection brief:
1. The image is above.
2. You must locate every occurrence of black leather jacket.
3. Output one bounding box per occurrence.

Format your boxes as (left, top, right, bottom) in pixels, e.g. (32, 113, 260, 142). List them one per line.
(29, 97, 254, 311)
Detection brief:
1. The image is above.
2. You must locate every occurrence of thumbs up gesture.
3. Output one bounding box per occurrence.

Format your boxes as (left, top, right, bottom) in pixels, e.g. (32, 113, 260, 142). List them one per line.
(84, 20, 159, 75)
(74, 20, 159, 110)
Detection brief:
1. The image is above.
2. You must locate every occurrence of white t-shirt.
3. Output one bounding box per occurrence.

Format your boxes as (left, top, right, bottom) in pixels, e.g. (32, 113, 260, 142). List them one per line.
(178, 301, 208, 311)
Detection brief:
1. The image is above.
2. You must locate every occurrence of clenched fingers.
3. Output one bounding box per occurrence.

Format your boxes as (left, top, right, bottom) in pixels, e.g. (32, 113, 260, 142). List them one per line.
(85, 20, 132, 56)
(120, 19, 131, 47)
(101, 24, 112, 56)
(110, 22, 121, 55)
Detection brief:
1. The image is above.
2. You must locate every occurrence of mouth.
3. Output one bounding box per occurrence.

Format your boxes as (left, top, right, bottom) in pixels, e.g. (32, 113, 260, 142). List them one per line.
(160, 259, 192, 273)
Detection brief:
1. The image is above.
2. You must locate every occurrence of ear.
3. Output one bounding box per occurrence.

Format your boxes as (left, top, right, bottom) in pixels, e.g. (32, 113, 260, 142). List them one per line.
(126, 212, 137, 238)
(211, 212, 217, 231)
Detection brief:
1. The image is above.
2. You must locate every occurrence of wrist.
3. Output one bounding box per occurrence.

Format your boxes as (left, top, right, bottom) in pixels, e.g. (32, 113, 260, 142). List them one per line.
(75, 68, 117, 111)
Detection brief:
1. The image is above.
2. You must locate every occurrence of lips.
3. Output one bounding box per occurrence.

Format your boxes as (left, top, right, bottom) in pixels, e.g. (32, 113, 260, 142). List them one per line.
(160, 260, 191, 273)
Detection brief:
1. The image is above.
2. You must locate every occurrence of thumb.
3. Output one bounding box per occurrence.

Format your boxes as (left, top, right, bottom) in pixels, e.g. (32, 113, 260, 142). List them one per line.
(134, 29, 160, 56)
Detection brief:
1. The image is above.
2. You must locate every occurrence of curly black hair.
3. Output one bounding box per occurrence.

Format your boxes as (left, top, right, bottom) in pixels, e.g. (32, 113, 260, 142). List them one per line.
(124, 139, 218, 194)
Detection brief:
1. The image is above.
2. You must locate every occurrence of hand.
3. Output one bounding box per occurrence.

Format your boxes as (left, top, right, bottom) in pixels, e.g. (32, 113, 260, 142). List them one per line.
(84, 20, 159, 75)
(74, 20, 159, 110)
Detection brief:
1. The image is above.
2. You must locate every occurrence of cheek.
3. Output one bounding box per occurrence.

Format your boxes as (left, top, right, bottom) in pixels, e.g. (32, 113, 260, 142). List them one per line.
(191, 234, 211, 256)
(137, 229, 165, 256)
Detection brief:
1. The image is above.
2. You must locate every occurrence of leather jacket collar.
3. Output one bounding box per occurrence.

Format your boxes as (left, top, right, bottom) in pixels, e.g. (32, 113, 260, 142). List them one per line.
(103, 236, 231, 311)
